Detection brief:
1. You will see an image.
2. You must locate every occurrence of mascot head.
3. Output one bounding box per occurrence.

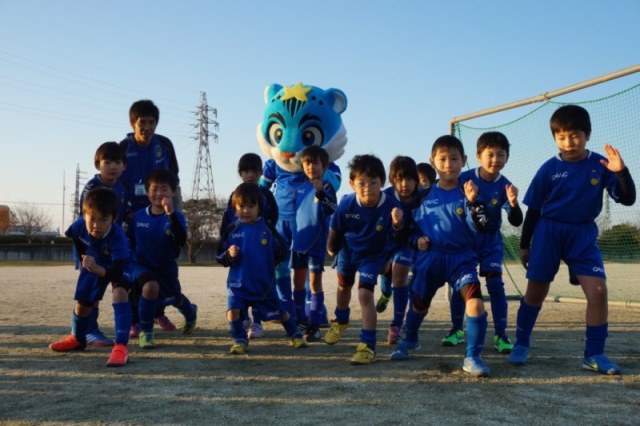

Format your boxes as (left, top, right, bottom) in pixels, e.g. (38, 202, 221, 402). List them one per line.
(257, 82, 348, 172)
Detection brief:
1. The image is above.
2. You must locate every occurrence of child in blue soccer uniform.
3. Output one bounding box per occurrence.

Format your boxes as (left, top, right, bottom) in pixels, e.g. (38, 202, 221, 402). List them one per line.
(377, 160, 435, 317)
(220, 153, 279, 339)
(75, 141, 130, 347)
(290, 146, 337, 342)
(129, 169, 197, 349)
(442, 132, 522, 353)
(120, 99, 182, 333)
(390, 135, 492, 377)
(376, 156, 424, 345)
(509, 105, 636, 374)
(325, 154, 404, 365)
(50, 187, 133, 367)
(217, 182, 306, 354)
(260, 158, 340, 322)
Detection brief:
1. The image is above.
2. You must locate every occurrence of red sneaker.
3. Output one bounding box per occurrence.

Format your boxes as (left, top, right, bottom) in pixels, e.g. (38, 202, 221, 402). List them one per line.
(129, 323, 140, 338)
(154, 314, 176, 331)
(106, 344, 129, 367)
(49, 335, 86, 352)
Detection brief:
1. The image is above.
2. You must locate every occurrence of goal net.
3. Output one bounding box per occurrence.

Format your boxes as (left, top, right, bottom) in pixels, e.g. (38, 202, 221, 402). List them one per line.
(451, 73, 640, 305)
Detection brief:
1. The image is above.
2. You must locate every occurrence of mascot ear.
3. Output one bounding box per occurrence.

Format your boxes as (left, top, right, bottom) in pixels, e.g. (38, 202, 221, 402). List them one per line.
(264, 84, 283, 104)
(326, 88, 348, 114)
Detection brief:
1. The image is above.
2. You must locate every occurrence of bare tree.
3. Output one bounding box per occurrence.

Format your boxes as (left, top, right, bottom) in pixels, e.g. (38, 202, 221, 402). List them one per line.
(9, 203, 54, 242)
(182, 198, 224, 263)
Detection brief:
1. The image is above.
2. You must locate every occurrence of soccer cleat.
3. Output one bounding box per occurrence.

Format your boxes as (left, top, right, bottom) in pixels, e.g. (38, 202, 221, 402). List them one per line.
(86, 329, 114, 347)
(106, 344, 129, 367)
(441, 329, 465, 346)
(138, 331, 156, 349)
(324, 321, 349, 345)
(350, 342, 376, 365)
(387, 326, 401, 345)
(129, 323, 140, 338)
(304, 326, 322, 343)
(375, 294, 391, 313)
(290, 337, 308, 349)
(248, 322, 264, 339)
(49, 335, 86, 352)
(508, 345, 529, 365)
(182, 305, 198, 335)
(463, 356, 490, 377)
(229, 341, 248, 355)
(493, 335, 513, 354)
(389, 339, 421, 361)
(582, 354, 621, 375)
(154, 314, 177, 331)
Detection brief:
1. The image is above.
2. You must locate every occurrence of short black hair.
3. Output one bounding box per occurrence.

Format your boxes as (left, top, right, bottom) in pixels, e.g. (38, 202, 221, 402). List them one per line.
(231, 182, 262, 214)
(477, 131, 510, 157)
(431, 135, 465, 158)
(129, 99, 160, 125)
(94, 141, 126, 169)
(301, 145, 329, 168)
(145, 169, 178, 192)
(348, 154, 386, 183)
(237, 153, 263, 174)
(82, 187, 118, 218)
(416, 162, 436, 184)
(388, 155, 418, 185)
(550, 104, 591, 137)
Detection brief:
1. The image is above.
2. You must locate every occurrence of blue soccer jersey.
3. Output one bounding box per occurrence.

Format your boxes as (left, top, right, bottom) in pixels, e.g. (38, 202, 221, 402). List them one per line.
(261, 159, 341, 221)
(411, 182, 479, 252)
(65, 218, 133, 302)
(292, 180, 337, 258)
(119, 134, 179, 212)
(523, 152, 620, 224)
(330, 192, 401, 265)
(130, 207, 187, 278)
(79, 174, 129, 225)
(409, 182, 481, 300)
(216, 217, 286, 301)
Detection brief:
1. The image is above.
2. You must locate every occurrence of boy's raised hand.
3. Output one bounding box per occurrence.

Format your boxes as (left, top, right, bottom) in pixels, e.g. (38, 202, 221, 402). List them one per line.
(391, 207, 403, 227)
(601, 144, 625, 172)
(228, 244, 239, 258)
(463, 180, 479, 202)
(162, 197, 174, 214)
(505, 184, 519, 207)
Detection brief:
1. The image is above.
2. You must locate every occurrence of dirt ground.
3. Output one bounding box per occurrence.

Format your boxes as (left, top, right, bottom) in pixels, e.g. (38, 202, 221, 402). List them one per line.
(0, 265, 639, 425)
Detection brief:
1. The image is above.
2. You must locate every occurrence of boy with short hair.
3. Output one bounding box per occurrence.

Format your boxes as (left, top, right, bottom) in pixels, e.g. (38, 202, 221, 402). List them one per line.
(216, 182, 307, 354)
(509, 105, 636, 374)
(416, 162, 436, 190)
(291, 146, 337, 342)
(50, 187, 133, 367)
(120, 99, 182, 333)
(325, 154, 403, 365)
(376, 156, 423, 345)
(442, 131, 522, 353)
(129, 169, 197, 349)
(390, 135, 492, 377)
(76, 141, 130, 347)
(220, 152, 279, 339)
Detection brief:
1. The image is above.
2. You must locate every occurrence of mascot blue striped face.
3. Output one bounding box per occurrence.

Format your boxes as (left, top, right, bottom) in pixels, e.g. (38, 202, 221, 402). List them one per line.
(257, 82, 348, 173)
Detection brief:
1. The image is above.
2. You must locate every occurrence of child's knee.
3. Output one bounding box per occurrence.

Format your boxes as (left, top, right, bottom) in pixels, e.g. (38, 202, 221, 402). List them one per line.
(227, 309, 241, 321)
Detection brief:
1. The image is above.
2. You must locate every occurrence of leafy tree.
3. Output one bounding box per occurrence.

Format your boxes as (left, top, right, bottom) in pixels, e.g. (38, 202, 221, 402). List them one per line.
(182, 198, 224, 263)
(598, 223, 640, 260)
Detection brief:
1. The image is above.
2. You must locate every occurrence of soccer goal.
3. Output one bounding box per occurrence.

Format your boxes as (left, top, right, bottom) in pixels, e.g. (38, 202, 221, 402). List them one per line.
(450, 65, 640, 306)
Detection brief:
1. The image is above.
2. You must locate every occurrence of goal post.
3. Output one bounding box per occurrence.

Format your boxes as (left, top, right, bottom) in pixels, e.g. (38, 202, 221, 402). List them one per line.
(449, 65, 640, 305)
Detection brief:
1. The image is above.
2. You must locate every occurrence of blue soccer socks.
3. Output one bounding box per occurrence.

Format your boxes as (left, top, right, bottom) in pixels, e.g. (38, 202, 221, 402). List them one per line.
(113, 301, 132, 345)
(514, 299, 541, 348)
(465, 312, 488, 358)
